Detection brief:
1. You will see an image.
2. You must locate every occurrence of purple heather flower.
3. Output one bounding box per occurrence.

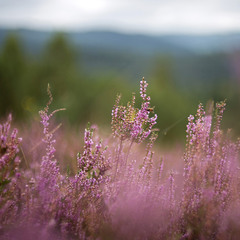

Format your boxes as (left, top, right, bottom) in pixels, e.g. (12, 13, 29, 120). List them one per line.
(111, 77, 157, 143)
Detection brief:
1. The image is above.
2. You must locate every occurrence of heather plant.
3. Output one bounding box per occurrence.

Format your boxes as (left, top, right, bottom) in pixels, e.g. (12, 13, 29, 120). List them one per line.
(0, 79, 239, 240)
(56, 126, 110, 239)
(180, 101, 240, 239)
(111, 77, 157, 178)
(34, 84, 66, 225)
(111, 77, 157, 143)
(0, 114, 22, 228)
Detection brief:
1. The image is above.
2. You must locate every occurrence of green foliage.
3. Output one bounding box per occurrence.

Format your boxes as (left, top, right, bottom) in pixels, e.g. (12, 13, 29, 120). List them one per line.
(0, 33, 239, 144)
(26, 33, 80, 112)
(0, 35, 27, 118)
(148, 57, 193, 143)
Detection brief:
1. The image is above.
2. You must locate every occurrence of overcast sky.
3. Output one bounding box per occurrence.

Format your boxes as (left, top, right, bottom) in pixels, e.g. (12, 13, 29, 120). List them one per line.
(0, 0, 240, 34)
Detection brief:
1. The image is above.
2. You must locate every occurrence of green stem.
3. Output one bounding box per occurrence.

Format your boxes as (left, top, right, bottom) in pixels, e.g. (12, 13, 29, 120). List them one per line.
(125, 139, 134, 167)
(114, 138, 123, 180)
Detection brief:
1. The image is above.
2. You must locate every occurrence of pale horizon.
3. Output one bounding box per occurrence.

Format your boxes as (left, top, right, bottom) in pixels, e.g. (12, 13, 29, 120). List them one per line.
(0, 0, 240, 35)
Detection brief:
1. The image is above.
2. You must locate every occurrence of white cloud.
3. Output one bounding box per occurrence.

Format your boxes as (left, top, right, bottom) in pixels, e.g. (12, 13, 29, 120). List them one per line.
(0, 0, 240, 33)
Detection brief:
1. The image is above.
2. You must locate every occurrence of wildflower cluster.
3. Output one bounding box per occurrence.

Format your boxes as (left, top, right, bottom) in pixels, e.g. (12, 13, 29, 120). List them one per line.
(77, 127, 109, 183)
(0, 114, 22, 227)
(0, 79, 239, 240)
(38, 85, 62, 195)
(111, 77, 157, 143)
(0, 114, 22, 185)
(181, 100, 240, 239)
(52, 131, 108, 239)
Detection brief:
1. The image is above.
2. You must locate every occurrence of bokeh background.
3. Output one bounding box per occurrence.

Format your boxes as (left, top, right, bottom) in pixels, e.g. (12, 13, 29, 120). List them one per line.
(0, 0, 240, 144)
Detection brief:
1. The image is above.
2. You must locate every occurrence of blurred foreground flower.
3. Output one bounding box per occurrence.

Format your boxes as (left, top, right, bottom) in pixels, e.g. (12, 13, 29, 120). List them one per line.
(0, 80, 239, 240)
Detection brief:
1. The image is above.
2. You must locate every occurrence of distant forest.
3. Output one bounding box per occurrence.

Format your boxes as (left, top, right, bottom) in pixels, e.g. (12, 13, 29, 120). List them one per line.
(0, 29, 240, 143)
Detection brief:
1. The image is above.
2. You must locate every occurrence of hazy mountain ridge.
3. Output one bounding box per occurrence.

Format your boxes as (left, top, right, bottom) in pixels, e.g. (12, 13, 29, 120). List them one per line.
(0, 28, 239, 85)
(1, 28, 240, 55)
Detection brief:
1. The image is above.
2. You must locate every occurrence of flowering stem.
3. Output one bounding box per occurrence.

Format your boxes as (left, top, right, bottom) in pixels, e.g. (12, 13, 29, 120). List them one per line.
(124, 139, 134, 167)
(114, 138, 123, 179)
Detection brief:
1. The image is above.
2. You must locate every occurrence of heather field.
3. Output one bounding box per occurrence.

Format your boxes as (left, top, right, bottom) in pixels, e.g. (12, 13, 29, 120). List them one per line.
(0, 78, 240, 240)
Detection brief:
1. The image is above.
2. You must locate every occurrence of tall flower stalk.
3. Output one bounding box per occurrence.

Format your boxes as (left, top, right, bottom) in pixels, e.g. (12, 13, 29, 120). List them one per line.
(111, 77, 157, 177)
(38, 84, 65, 218)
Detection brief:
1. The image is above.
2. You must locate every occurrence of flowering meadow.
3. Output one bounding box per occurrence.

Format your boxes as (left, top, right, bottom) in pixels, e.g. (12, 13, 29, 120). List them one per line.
(0, 78, 240, 240)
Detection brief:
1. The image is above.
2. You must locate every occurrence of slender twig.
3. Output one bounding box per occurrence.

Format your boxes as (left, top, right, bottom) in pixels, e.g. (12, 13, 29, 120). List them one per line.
(125, 139, 134, 167)
(20, 146, 29, 169)
(30, 123, 63, 152)
(114, 138, 123, 180)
